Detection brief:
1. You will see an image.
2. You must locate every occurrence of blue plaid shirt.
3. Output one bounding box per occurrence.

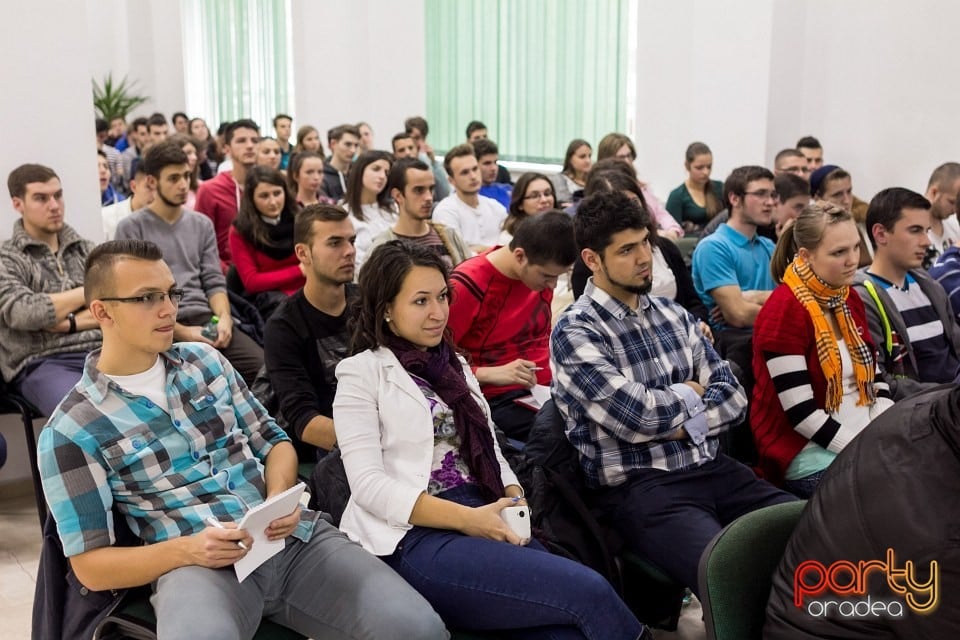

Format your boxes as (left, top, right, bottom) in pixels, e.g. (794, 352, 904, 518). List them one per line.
(551, 280, 747, 488)
(38, 342, 315, 557)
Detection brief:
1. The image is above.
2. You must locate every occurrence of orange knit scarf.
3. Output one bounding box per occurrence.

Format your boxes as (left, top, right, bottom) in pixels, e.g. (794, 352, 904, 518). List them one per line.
(783, 256, 875, 412)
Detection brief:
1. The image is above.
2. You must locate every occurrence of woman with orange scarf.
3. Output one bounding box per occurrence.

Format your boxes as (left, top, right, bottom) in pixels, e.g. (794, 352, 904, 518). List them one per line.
(750, 202, 894, 498)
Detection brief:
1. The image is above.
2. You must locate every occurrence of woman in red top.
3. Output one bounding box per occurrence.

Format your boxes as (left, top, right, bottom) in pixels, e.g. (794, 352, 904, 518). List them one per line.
(229, 167, 305, 319)
(751, 202, 893, 498)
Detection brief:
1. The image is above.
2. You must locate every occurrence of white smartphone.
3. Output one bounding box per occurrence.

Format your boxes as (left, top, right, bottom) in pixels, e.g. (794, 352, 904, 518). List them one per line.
(500, 505, 531, 541)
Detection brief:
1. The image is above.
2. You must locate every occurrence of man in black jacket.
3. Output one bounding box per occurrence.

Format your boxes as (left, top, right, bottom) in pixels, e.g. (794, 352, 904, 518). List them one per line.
(765, 384, 960, 638)
(263, 204, 357, 461)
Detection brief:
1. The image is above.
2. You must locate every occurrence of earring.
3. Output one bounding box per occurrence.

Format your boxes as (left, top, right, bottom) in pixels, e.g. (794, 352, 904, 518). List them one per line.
(385, 316, 391, 323)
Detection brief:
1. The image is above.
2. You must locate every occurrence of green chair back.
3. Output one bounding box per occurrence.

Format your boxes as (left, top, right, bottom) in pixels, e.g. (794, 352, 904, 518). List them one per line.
(697, 500, 806, 640)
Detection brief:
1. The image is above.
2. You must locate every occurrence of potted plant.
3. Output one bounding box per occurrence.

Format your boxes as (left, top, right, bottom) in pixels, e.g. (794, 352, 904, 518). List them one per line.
(92, 73, 149, 122)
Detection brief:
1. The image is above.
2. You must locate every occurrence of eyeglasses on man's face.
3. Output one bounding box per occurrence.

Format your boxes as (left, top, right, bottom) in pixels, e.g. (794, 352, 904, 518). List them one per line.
(744, 190, 779, 201)
(99, 288, 184, 308)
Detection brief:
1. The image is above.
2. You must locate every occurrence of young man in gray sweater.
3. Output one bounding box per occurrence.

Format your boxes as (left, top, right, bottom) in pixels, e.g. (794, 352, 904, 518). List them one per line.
(115, 140, 263, 384)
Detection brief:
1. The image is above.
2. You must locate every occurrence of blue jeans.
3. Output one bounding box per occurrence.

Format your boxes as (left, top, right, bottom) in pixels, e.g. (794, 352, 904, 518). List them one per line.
(593, 454, 797, 597)
(14, 352, 88, 417)
(784, 469, 828, 499)
(382, 485, 643, 640)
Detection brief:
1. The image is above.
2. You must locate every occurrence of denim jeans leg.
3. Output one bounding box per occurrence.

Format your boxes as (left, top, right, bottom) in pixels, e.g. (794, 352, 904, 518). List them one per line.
(783, 469, 827, 499)
(383, 526, 643, 640)
(14, 352, 88, 416)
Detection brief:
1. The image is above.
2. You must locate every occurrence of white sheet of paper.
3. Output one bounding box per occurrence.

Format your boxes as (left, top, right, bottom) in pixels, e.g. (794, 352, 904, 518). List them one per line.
(515, 384, 552, 410)
(530, 384, 551, 407)
(233, 482, 306, 582)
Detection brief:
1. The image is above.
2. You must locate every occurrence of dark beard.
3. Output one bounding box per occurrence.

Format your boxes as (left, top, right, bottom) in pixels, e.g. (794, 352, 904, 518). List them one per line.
(157, 189, 185, 209)
(616, 280, 653, 296)
(604, 265, 653, 296)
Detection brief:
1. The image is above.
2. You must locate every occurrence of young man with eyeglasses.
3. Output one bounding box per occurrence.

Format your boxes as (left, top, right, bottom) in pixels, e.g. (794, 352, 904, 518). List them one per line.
(0, 164, 102, 416)
(115, 140, 264, 385)
(692, 165, 778, 331)
(448, 212, 576, 441)
(36, 238, 447, 640)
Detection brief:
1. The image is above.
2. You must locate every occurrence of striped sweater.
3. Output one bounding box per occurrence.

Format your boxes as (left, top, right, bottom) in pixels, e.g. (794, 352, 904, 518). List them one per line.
(750, 284, 891, 482)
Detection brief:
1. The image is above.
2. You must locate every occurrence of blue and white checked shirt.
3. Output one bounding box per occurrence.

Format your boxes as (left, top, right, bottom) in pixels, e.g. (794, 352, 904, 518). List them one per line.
(551, 280, 747, 488)
(38, 342, 314, 557)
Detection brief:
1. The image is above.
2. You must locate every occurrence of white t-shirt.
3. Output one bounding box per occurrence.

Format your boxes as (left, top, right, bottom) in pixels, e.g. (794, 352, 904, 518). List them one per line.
(104, 355, 168, 411)
(102, 198, 133, 241)
(346, 203, 398, 269)
(431, 193, 507, 248)
(927, 214, 960, 259)
(830, 339, 894, 444)
(650, 246, 677, 301)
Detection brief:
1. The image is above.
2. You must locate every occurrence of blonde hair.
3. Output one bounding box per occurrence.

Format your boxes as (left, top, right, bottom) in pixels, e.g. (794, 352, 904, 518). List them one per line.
(770, 201, 853, 283)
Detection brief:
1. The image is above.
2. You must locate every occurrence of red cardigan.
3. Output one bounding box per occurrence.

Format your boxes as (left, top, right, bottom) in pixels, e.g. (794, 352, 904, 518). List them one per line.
(750, 284, 876, 483)
(228, 227, 305, 295)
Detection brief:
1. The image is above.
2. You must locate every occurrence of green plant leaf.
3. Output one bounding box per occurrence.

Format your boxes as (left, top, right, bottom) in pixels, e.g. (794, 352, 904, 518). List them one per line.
(92, 72, 150, 121)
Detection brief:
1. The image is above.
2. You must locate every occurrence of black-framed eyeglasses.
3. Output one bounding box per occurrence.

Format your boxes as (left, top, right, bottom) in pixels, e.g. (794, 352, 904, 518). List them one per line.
(100, 289, 184, 308)
(744, 190, 779, 201)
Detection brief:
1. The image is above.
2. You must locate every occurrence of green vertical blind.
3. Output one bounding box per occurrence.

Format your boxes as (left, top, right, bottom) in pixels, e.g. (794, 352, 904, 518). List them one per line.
(425, 0, 628, 163)
(181, 0, 294, 132)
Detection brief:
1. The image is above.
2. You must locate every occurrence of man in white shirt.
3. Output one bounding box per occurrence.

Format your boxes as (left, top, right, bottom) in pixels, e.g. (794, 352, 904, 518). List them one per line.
(101, 161, 155, 241)
(924, 162, 960, 260)
(431, 143, 507, 252)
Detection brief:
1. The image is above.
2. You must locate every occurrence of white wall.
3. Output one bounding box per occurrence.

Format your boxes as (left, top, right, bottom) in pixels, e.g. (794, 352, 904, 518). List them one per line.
(0, 0, 100, 487)
(634, 0, 776, 202)
(86, 0, 187, 122)
(638, 0, 960, 204)
(290, 0, 426, 148)
(793, 0, 955, 199)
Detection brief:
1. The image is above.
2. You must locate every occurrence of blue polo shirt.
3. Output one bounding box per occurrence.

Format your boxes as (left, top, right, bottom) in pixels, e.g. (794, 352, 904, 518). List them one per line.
(692, 223, 776, 327)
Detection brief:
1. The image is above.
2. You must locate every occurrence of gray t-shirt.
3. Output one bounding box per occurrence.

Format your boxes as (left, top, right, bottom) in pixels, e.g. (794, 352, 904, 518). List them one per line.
(114, 208, 227, 319)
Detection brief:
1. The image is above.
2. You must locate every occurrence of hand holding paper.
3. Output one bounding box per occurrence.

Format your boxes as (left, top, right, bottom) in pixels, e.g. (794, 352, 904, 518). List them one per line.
(232, 482, 306, 581)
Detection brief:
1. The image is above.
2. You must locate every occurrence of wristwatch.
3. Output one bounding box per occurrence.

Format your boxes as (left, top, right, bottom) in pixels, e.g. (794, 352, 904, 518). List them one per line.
(67, 312, 77, 334)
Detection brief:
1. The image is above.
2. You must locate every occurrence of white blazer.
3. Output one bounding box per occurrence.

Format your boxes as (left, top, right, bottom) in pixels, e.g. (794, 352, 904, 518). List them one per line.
(333, 346, 520, 556)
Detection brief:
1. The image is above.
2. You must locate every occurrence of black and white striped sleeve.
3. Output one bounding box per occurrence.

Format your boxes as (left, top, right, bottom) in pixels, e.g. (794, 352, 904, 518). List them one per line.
(763, 352, 847, 452)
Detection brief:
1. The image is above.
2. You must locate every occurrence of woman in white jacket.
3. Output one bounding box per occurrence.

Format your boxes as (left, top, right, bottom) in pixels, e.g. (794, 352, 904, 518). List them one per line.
(333, 240, 645, 640)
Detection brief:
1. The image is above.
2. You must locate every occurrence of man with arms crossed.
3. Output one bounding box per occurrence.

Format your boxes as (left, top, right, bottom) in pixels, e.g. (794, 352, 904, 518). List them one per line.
(692, 165, 778, 331)
(0, 164, 101, 415)
(552, 190, 794, 594)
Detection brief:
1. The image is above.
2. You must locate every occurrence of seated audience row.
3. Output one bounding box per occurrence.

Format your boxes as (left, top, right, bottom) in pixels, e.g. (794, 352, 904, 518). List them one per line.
(20, 112, 960, 636)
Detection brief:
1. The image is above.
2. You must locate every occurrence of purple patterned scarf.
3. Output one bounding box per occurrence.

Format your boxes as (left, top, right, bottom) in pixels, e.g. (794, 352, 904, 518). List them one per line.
(386, 335, 505, 502)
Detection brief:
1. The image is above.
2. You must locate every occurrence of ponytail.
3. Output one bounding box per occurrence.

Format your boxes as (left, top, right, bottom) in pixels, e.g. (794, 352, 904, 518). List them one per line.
(770, 222, 798, 283)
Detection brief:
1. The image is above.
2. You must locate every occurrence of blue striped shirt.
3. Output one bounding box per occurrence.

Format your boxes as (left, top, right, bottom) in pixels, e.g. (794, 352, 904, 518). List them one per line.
(550, 280, 747, 488)
(38, 342, 314, 557)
